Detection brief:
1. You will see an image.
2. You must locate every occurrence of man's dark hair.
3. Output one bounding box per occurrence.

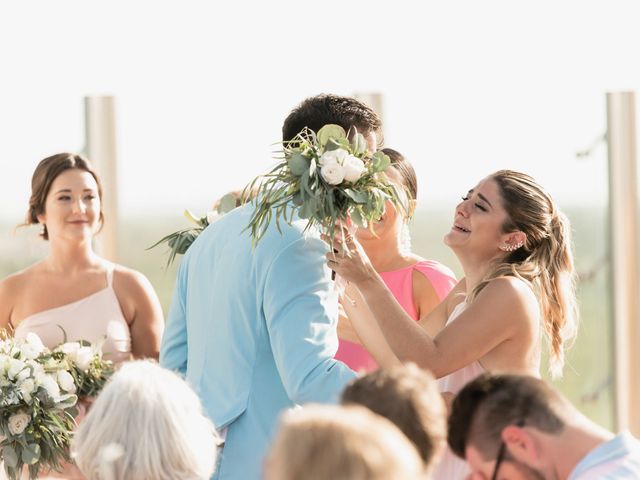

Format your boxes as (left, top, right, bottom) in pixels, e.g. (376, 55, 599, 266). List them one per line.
(282, 94, 382, 143)
(341, 364, 446, 468)
(448, 374, 568, 461)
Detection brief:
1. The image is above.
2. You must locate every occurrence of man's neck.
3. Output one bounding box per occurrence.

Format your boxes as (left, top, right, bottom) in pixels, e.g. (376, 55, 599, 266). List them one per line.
(550, 420, 615, 479)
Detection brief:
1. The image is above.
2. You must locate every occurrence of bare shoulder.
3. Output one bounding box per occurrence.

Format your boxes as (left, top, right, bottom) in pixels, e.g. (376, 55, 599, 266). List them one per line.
(0, 265, 42, 325)
(112, 264, 154, 295)
(478, 276, 539, 317)
(0, 263, 42, 297)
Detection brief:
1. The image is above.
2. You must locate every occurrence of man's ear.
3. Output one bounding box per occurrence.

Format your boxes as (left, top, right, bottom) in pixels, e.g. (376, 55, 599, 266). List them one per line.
(502, 425, 540, 464)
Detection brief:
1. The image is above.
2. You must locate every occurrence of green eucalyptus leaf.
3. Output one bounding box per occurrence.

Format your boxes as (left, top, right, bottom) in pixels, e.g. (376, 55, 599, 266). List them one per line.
(317, 124, 347, 147)
(343, 189, 369, 204)
(371, 151, 391, 172)
(21, 443, 41, 465)
(350, 208, 366, 228)
(351, 132, 367, 156)
(287, 152, 311, 176)
(324, 137, 351, 152)
(2, 445, 18, 468)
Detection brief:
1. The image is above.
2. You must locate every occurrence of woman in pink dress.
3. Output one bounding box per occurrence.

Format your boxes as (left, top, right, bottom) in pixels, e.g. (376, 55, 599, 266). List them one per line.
(0, 153, 165, 478)
(328, 170, 578, 479)
(334, 148, 457, 372)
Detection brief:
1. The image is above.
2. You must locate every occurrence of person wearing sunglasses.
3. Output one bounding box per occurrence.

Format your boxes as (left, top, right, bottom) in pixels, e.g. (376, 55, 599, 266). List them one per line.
(448, 373, 640, 479)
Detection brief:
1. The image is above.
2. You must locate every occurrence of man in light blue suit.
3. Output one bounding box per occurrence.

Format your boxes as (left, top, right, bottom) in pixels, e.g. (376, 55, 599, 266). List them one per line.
(160, 94, 382, 480)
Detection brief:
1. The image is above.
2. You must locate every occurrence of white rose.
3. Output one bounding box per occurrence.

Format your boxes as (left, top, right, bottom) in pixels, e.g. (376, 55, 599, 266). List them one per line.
(16, 367, 31, 382)
(206, 211, 221, 224)
(24, 333, 45, 357)
(59, 342, 80, 362)
(342, 155, 366, 183)
(8, 358, 26, 380)
(57, 370, 77, 393)
(8, 412, 30, 436)
(321, 163, 346, 185)
(0, 353, 10, 373)
(41, 374, 61, 400)
(19, 378, 36, 403)
(319, 148, 348, 166)
(75, 347, 94, 372)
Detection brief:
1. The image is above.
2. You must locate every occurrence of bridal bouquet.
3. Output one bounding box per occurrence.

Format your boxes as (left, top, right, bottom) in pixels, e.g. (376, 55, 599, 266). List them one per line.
(0, 333, 77, 480)
(245, 124, 405, 249)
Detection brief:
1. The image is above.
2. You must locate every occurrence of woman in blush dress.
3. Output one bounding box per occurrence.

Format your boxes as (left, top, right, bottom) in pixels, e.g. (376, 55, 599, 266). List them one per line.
(334, 148, 457, 372)
(0, 153, 164, 360)
(0, 153, 165, 478)
(328, 170, 578, 479)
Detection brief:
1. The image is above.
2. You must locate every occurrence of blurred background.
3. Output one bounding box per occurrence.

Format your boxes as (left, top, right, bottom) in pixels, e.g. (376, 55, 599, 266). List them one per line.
(2, 0, 639, 433)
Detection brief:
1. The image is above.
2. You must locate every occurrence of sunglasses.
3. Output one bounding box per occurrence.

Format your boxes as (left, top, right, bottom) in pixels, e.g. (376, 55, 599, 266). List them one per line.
(490, 420, 525, 480)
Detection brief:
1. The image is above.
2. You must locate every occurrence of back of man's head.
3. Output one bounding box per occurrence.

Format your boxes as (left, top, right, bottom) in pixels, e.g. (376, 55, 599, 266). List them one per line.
(282, 94, 382, 142)
(448, 373, 571, 461)
(341, 364, 446, 470)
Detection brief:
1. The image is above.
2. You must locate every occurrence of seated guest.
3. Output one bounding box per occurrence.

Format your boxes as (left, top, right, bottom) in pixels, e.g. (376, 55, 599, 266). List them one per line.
(341, 363, 446, 473)
(448, 373, 640, 479)
(265, 404, 426, 480)
(73, 361, 220, 480)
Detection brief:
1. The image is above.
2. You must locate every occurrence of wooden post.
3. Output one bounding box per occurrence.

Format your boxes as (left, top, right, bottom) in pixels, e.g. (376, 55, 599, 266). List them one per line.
(606, 91, 640, 435)
(84, 96, 119, 262)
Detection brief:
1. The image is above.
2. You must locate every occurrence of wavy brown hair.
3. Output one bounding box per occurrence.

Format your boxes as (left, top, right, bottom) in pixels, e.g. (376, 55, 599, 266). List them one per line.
(468, 170, 578, 378)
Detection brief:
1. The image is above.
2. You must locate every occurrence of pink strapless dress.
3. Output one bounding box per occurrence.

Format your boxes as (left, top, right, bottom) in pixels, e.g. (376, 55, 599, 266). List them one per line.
(335, 260, 457, 372)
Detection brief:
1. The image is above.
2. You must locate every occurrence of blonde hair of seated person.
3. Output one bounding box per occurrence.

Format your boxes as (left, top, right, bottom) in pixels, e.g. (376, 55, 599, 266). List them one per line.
(265, 404, 426, 480)
(72, 360, 220, 480)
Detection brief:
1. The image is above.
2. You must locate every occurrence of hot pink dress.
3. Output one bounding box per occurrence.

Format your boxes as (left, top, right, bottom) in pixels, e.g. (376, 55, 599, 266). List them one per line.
(335, 260, 457, 372)
(13, 264, 132, 364)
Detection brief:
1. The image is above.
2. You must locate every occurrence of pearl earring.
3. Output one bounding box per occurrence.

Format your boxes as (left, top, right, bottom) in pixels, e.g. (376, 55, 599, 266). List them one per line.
(500, 242, 523, 252)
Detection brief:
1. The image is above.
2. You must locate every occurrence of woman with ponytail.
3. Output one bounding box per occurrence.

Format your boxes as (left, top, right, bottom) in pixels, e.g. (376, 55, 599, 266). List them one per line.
(327, 170, 578, 479)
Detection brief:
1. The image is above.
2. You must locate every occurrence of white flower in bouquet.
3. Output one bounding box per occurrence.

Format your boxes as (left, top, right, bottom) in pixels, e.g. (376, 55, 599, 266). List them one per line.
(18, 377, 36, 403)
(58, 341, 93, 371)
(75, 346, 94, 372)
(57, 370, 77, 393)
(343, 155, 366, 183)
(319, 148, 348, 166)
(8, 358, 26, 380)
(59, 341, 81, 357)
(0, 353, 10, 374)
(40, 373, 62, 400)
(7, 412, 31, 436)
(21, 333, 45, 360)
(320, 162, 346, 185)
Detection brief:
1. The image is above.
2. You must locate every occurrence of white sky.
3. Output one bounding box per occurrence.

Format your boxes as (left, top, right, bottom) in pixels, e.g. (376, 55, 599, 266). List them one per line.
(1, 0, 639, 222)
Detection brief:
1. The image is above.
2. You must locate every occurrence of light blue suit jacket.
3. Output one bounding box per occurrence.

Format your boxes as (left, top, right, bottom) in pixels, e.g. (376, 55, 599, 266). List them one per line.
(160, 203, 356, 480)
